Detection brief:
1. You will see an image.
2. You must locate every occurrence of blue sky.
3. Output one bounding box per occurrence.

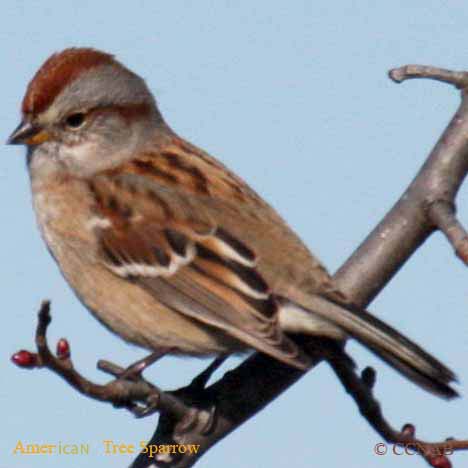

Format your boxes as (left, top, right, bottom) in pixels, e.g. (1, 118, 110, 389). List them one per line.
(1, 2, 467, 467)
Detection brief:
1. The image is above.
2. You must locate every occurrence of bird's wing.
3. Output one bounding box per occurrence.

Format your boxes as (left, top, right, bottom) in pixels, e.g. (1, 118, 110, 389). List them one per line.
(87, 154, 312, 369)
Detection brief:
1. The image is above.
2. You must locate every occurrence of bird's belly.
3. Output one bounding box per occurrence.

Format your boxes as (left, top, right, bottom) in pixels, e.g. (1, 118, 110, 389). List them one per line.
(62, 253, 242, 356)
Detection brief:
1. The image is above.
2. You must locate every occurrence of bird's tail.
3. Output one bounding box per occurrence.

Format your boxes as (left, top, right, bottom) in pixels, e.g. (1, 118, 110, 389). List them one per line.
(287, 294, 458, 399)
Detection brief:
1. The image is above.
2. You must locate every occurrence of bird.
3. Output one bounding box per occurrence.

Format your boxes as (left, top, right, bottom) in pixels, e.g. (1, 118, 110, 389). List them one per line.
(7, 47, 457, 398)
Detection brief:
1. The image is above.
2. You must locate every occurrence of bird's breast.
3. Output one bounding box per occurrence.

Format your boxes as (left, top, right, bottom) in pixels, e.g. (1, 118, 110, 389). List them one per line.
(32, 178, 98, 260)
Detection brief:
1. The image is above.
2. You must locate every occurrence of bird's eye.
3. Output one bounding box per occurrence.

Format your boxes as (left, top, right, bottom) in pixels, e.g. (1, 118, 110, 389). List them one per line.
(64, 112, 86, 129)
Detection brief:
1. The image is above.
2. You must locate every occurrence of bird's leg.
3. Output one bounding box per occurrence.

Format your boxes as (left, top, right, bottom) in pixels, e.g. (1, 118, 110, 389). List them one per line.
(187, 356, 227, 391)
(97, 350, 170, 382)
(167, 356, 227, 434)
(101, 355, 227, 419)
(92, 349, 172, 417)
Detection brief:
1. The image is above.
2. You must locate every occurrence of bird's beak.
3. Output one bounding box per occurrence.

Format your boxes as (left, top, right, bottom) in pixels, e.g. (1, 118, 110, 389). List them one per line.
(6, 120, 51, 146)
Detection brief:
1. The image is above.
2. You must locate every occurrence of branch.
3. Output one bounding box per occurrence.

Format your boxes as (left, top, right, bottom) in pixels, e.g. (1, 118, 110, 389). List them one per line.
(388, 65, 468, 89)
(335, 65, 468, 303)
(326, 346, 466, 468)
(427, 200, 468, 264)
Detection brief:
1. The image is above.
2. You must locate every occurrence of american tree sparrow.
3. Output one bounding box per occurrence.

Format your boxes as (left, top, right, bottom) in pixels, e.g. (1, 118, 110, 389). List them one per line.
(7, 48, 457, 398)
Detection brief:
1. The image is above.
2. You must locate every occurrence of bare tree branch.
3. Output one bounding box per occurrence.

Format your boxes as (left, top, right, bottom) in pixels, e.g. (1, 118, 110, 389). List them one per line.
(335, 65, 468, 304)
(327, 346, 465, 468)
(388, 65, 468, 89)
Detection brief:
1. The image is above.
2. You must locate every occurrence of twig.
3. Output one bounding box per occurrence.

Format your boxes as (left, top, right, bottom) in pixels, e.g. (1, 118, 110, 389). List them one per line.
(327, 346, 468, 467)
(12, 301, 191, 420)
(427, 200, 468, 264)
(389, 65, 468, 89)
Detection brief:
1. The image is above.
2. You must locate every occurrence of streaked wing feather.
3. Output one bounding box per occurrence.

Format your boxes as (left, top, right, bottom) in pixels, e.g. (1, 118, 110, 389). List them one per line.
(90, 170, 311, 369)
(139, 270, 308, 367)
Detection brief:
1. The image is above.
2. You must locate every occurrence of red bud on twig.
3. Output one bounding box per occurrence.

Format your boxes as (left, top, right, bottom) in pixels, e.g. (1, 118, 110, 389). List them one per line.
(56, 338, 70, 359)
(11, 350, 38, 368)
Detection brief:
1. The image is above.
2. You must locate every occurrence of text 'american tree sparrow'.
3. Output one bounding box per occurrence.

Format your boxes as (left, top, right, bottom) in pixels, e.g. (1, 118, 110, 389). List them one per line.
(7, 48, 457, 398)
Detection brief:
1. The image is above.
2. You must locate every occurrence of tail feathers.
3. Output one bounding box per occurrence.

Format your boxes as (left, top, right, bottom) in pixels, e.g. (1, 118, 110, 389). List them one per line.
(287, 294, 458, 399)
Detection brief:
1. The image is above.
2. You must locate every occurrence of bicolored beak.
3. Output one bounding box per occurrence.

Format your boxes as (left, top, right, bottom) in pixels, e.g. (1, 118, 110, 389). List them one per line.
(6, 120, 51, 146)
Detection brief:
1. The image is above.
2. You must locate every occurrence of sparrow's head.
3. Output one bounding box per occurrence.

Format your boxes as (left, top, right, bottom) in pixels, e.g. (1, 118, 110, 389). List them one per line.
(8, 48, 165, 176)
